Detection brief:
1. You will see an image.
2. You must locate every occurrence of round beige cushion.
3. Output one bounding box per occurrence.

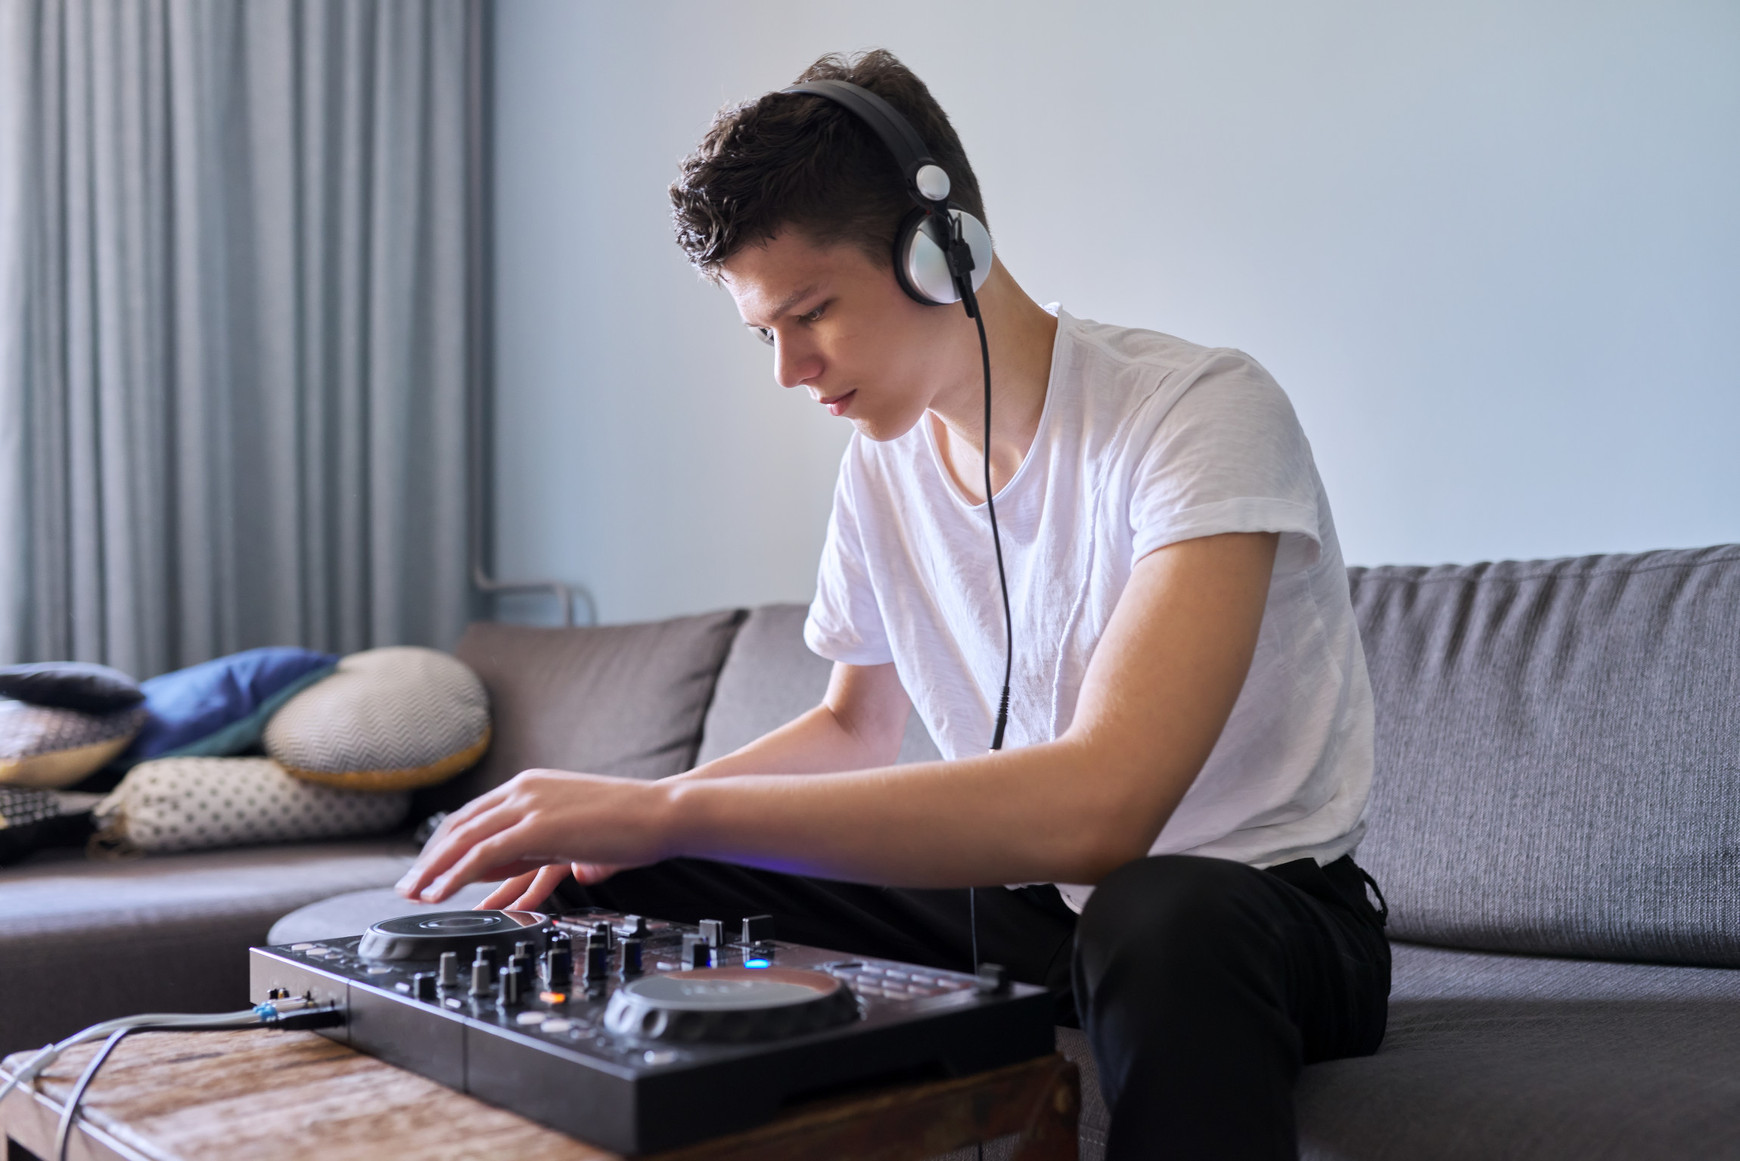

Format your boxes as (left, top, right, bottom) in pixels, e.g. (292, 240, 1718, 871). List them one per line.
(264, 647, 490, 792)
(0, 701, 145, 789)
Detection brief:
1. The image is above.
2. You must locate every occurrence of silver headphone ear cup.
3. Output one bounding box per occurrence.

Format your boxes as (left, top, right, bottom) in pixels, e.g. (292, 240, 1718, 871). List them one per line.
(896, 207, 993, 306)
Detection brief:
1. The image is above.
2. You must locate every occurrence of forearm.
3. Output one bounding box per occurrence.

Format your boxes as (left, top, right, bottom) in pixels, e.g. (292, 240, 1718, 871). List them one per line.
(658, 737, 1184, 888)
(671, 702, 900, 783)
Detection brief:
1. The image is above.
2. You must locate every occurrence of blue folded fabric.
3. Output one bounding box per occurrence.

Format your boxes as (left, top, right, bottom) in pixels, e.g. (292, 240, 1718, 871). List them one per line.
(125, 647, 340, 765)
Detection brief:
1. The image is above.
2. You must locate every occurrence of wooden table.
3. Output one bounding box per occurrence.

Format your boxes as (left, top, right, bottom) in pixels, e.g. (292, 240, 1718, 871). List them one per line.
(2, 1029, 1078, 1161)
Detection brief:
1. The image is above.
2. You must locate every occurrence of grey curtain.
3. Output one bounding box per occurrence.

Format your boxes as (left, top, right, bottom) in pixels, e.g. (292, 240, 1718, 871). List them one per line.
(0, 0, 479, 676)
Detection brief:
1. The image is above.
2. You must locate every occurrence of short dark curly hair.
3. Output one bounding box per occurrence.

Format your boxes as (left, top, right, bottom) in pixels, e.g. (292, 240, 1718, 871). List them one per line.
(670, 49, 987, 279)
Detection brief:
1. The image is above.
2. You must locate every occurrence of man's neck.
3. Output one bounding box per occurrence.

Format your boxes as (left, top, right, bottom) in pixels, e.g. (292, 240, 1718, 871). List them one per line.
(927, 259, 1059, 503)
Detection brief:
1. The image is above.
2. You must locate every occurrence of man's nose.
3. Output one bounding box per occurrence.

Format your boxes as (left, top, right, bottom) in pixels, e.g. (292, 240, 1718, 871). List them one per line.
(772, 334, 822, 389)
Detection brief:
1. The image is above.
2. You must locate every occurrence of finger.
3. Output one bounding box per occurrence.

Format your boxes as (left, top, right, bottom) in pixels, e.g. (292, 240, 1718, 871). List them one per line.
(477, 870, 539, 910)
(570, 862, 621, 886)
(507, 864, 572, 912)
(426, 780, 516, 846)
(402, 803, 522, 898)
(421, 820, 543, 903)
(400, 773, 550, 896)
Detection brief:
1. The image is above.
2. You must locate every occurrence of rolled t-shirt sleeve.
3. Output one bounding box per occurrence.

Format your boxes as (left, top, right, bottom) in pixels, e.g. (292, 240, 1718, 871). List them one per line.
(804, 442, 896, 666)
(1128, 352, 1323, 570)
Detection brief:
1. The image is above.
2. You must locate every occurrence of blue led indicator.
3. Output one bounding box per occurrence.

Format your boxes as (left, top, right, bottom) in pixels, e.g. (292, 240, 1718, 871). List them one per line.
(744, 958, 771, 969)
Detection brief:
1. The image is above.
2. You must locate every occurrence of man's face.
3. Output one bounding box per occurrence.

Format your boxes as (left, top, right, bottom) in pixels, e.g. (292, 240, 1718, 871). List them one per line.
(720, 228, 964, 442)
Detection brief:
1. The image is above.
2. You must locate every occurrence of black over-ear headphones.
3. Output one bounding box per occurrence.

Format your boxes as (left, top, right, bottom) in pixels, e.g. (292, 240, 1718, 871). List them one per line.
(781, 80, 994, 314)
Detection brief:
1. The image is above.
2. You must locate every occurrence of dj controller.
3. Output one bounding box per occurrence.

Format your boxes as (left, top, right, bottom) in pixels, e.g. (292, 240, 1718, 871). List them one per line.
(249, 908, 1053, 1154)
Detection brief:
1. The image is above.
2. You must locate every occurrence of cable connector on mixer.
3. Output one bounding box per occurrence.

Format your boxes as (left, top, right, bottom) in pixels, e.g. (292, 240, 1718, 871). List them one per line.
(255, 1000, 344, 1030)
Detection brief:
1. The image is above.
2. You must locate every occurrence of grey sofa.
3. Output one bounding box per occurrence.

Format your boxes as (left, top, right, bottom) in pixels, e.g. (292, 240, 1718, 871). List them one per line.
(5, 544, 1738, 1159)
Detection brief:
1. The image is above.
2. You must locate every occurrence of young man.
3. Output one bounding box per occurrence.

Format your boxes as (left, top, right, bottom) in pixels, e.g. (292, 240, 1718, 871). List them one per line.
(400, 49, 1389, 1159)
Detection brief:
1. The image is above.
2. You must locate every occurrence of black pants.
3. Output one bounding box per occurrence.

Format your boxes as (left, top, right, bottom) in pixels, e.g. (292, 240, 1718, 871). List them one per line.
(556, 852, 1390, 1160)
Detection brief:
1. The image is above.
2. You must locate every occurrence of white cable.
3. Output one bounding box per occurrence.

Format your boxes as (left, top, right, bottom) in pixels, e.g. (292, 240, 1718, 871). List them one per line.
(0, 1009, 258, 1106)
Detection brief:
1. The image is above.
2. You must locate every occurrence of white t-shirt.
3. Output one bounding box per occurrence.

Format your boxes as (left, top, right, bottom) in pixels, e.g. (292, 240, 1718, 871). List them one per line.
(803, 308, 1374, 912)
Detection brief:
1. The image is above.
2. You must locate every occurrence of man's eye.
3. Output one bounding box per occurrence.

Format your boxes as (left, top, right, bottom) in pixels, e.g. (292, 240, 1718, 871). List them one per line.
(753, 327, 774, 346)
(801, 306, 826, 323)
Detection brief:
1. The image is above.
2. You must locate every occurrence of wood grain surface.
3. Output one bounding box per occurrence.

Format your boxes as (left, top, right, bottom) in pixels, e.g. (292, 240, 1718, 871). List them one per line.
(2, 1030, 1078, 1161)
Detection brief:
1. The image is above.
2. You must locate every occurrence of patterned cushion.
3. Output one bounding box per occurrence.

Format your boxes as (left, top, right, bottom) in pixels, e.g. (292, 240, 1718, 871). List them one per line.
(0, 662, 143, 713)
(0, 786, 100, 864)
(93, 757, 410, 854)
(265, 647, 491, 792)
(0, 701, 146, 789)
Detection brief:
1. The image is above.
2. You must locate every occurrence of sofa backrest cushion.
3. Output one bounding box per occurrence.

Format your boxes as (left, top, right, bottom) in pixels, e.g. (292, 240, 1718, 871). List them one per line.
(420, 610, 745, 814)
(1351, 545, 1740, 966)
(696, 604, 941, 768)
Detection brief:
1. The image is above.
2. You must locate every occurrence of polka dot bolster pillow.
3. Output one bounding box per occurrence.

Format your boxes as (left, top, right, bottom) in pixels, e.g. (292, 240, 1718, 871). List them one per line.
(0, 701, 147, 789)
(264, 647, 491, 792)
(93, 757, 410, 854)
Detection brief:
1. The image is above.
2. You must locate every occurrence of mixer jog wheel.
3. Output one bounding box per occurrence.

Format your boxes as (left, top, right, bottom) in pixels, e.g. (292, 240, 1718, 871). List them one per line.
(603, 966, 859, 1043)
(356, 910, 553, 962)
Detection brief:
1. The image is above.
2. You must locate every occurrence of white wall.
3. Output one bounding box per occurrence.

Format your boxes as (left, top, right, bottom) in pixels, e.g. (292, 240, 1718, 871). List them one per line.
(492, 0, 1740, 625)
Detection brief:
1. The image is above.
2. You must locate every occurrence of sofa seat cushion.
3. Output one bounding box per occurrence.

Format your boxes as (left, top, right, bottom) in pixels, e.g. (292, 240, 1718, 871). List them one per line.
(1295, 940, 1740, 1159)
(1054, 941, 1740, 1161)
(0, 839, 416, 1055)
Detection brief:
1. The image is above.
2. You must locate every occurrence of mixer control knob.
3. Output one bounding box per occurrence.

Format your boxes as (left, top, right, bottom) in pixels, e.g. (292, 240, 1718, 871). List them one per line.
(684, 935, 712, 970)
(623, 914, 649, 938)
(470, 957, 493, 998)
(437, 951, 460, 989)
(473, 945, 496, 973)
(510, 954, 533, 993)
(514, 940, 536, 960)
(975, 963, 1010, 995)
(498, 965, 520, 1006)
(548, 929, 572, 954)
(585, 938, 611, 981)
(592, 921, 615, 950)
(620, 937, 644, 976)
(546, 947, 574, 988)
(741, 914, 774, 945)
(698, 919, 725, 948)
(412, 972, 437, 1002)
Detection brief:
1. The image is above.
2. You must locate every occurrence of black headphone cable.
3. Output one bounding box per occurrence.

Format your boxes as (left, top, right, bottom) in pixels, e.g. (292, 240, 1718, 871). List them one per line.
(950, 216, 1014, 1005)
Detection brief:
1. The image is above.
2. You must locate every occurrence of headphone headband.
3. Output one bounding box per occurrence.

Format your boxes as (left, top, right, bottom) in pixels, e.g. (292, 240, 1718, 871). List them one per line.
(781, 80, 935, 194)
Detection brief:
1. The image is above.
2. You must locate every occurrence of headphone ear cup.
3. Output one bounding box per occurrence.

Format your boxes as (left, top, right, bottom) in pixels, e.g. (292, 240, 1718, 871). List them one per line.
(894, 206, 993, 306)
